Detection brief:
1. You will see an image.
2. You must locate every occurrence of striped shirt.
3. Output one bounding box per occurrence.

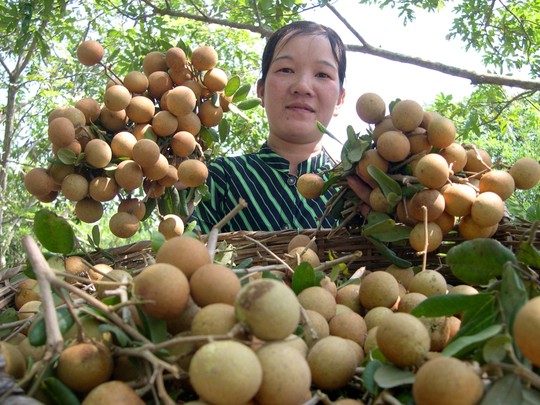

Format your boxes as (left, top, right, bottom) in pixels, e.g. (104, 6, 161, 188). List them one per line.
(192, 142, 337, 233)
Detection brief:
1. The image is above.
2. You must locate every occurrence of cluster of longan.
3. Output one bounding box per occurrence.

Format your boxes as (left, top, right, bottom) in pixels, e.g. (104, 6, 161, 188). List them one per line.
(354, 92, 540, 252)
(23, 40, 233, 238)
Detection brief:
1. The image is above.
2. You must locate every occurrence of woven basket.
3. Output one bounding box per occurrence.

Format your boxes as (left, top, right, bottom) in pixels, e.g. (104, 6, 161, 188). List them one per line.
(0, 221, 537, 311)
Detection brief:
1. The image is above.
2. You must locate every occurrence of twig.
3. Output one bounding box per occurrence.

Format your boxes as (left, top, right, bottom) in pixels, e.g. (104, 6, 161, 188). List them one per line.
(243, 235, 294, 275)
(207, 198, 248, 261)
(21, 236, 64, 357)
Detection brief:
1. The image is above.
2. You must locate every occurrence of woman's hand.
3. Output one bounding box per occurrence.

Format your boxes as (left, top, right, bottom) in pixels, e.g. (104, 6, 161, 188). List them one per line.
(346, 174, 372, 217)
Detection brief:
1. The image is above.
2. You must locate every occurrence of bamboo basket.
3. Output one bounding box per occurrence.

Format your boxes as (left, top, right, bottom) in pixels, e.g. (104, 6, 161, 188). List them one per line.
(0, 220, 538, 311)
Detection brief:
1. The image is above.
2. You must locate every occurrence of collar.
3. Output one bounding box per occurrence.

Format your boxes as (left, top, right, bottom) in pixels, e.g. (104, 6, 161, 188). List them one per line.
(257, 142, 331, 175)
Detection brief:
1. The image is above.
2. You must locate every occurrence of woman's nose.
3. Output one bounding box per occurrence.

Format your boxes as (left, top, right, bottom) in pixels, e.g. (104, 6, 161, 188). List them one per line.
(291, 74, 313, 96)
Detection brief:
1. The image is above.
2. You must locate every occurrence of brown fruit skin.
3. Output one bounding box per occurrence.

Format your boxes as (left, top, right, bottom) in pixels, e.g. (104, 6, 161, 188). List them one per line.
(409, 222, 443, 253)
(442, 183, 477, 217)
(177, 159, 208, 188)
(56, 342, 113, 393)
(191, 45, 218, 71)
(77, 40, 104, 66)
(391, 99, 424, 133)
(171, 130, 197, 157)
(409, 269, 447, 297)
(124, 70, 149, 94)
(478, 169, 515, 200)
(198, 100, 224, 127)
(464, 148, 492, 173)
(376, 312, 430, 368)
(376, 130, 411, 162)
(75, 198, 103, 223)
(109, 212, 139, 238)
(470, 191, 505, 227)
(14, 278, 40, 310)
(190, 263, 241, 307)
(189, 340, 263, 405)
(298, 286, 336, 322)
(426, 116, 456, 149)
(329, 311, 368, 347)
(85, 139, 112, 169)
(255, 343, 312, 405)
(49, 116, 76, 147)
(297, 173, 325, 199)
(0, 342, 26, 378)
(358, 271, 400, 310)
(142, 51, 167, 76)
(62, 173, 89, 202)
(356, 92, 386, 124)
(409, 188, 445, 222)
(513, 296, 540, 366)
(24, 167, 55, 197)
(235, 279, 301, 341)
(191, 303, 237, 340)
(158, 213, 185, 240)
(132, 138, 160, 168)
(203, 68, 228, 92)
(439, 142, 467, 173)
(413, 356, 484, 405)
(82, 380, 145, 405)
(75, 98, 101, 124)
(508, 156, 540, 190)
(133, 263, 190, 320)
(156, 235, 211, 279)
(126, 95, 155, 124)
(355, 149, 389, 189)
(414, 153, 450, 189)
(307, 336, 357, 390)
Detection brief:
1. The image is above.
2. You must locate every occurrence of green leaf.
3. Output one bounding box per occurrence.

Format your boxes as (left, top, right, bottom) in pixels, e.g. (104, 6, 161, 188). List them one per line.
(479, 374, 522, 405)
(224, 75, 241, 97)
(0, 308, 19, 338)
(235, 98, 261, 110)
(142, 198, 157, 221)
(136, 307, 168, 343)
(367, 164, 402, 200)
(232, 83, 251, 102)
(41, 377, 81, 405)
(28, 306, 75, 347)
(99, 324, 130, 347)
(34, 209, 75, 254)
(442, 323, 503, 357)
(373, 364, 415, 388)
(411, 293, 493, 318)
(482, 334, 512, 363)
(158, 187, 180, 215)
(218, 117, 230, 143)
(446, 238, 517, 285)
(91, 225, 100, 248)
(499, 263, 528, 333)
(57, 148, 78, 165)
(516, 241, 540, 268)
(523, 385, 540, 405)
(366, 236, 412, 268)
(362, 358, 383, 395)
(291, 262, 317, 295)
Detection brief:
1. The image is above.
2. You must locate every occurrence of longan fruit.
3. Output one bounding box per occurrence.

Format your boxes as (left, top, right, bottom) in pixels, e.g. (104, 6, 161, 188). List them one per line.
(75, 98, 101, 124)
(358, 271, 400, 310)
(171, 131, 197, 157)
(177, 111, 202, 135)
(132, 138, 160, 168)
(426, 116, 456, 149)
(24, 167, 55, 197)
(371, 116, 396, 142)
(458, 215, 498, 240)
(124, 70, 149, 94)
(478, 169, 515, 200)
(177, 159, 208, 188)
(155, 235, 211, 279)
(115, 160, 143, 191)
(328, 311, 368, 346)
(391, 99, 424, 133)
(190, 303, 237, 341)
(157, 164, 179, 187)
(133, 263, 190, 319)
(356, 92, 386, 124)
(118, 197, 146, 220)
(190, 45, 218, 71)
(409, 188, 445, 222)
(355, 149, 389, 189)
(147, 70, 173, 100)
(89, 176, 118, 202)
(158, 213, 185, 240)
(203, 68, 228, 92)
(142, 51, 167, 76)
(464, 148, 492, 174)
(442, 183, 477, 217)
(76, 40, 104, 66)
(414, 153, 450, 189)
(297, 173, 325, 199)
(513, 296, 540, 366)
(143, 153, 169, 180)
(48, 116, 76, 147)
(297, 286, 336, 322)
(397, 292, 427, 313)
(111, 131, 137, 158)
(408, 222, 443, 253)
(198, 100, 223, 128)
(82, 381, 144, 405)
(165, 47, 187, 71)
(84, 138, 112, 169)
(439, 142, 467, 174)
(470, 191, 505, 227)
(61, 173, 89, 202)
(126, 95, 155, 124)
(363, 306, 393, 330)
(376, 130, 411, 162)
(189, 263, 241, 307)
(167, 85, 198, 117)
(409, 269, 447, 297)
(109, 212, 139, 238)
(104, 84, 131, 112)
(152, 110, 178, 137)
(75, 198, 103, 223)
(508, 156, 540, 190)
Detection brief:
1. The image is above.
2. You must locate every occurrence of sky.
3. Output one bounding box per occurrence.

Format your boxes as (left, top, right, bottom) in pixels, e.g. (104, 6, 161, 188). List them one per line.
(300, 2, 487, 158)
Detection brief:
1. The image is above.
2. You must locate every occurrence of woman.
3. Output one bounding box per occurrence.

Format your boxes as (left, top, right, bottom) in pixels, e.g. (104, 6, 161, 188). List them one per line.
(192, 21, 361, 233)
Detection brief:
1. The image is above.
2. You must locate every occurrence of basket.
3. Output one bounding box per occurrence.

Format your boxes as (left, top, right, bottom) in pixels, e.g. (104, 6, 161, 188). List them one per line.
(0, 220, 537, 311)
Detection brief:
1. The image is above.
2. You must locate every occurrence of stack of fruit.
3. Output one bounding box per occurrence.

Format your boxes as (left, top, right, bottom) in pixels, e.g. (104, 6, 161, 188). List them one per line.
(23, 40, 258, 239)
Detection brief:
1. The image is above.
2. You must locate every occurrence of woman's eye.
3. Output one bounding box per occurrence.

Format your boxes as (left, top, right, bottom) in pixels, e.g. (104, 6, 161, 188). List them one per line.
(317, 72, 331, 78)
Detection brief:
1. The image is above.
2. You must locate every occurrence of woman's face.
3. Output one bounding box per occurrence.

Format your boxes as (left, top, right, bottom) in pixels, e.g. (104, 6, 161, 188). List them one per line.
(257, 34, 345, 146)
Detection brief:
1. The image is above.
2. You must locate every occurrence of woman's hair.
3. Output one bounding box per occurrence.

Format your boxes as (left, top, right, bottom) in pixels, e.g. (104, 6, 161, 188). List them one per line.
(259, 20, 347, 89)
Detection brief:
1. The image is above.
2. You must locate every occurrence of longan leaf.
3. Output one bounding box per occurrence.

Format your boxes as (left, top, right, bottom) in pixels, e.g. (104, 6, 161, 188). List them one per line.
(57, 148, 78, 165)
(218, 118, 230, 143)
(136, 306, 168, 344)
(142, 198, 157, 221)
(28, 306, 75, 347)
(374, 364, 415, 388)
(442, 323, 503, 358)
(0, 308, 18, 338)
(516, 241, 540, 268)
(367, 164, 402, 199)
(446, 238, 517, 285)
(291, 262, 320, 295)
(411, 293, 493, 318)
(235, 98, 261, 111)
(99, 324, 131, 347)
(40, 377, 81, 405)
(499, 264, 528, 333)
(362, 358, 383, 395)
(232, 83, 251, 102)
(366, 236, 412, 268)
(479, 374, 522, 405)
(482, 334, 512, 363)
(224, 75, 241, 97)
(34, 209, 75, 254)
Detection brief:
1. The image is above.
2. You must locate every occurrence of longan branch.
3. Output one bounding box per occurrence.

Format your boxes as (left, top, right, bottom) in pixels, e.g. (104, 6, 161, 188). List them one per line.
(21, 235, 64, 356)
(206, 198, 248, 261)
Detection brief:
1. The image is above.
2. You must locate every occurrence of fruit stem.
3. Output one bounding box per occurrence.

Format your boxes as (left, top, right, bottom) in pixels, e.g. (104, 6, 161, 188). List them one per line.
(206, 198, 248, 261)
